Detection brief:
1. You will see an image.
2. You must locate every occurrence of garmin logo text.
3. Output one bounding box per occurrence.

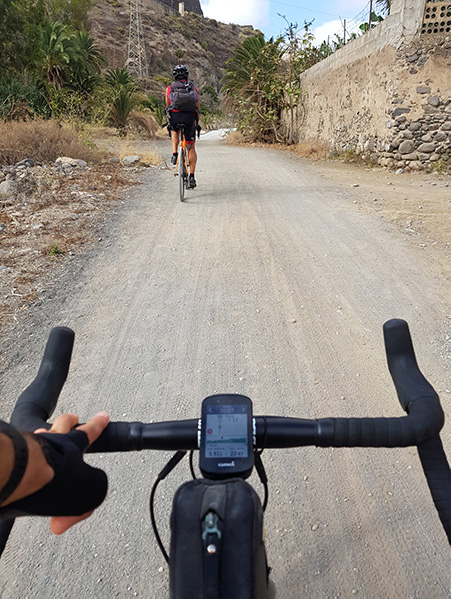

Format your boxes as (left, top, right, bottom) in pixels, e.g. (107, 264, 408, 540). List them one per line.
(218, 461, 235, 467)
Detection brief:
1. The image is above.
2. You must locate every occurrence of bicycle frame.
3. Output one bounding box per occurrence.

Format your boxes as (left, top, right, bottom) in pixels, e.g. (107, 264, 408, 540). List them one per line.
(175, 126, 190, 202)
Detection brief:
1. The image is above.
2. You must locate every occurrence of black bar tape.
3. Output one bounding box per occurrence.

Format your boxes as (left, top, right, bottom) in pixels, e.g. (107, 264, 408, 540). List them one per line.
(87, 419, 200, 453)
(87, 422, 145, 453)
(0, 520, 14, 556)
(315, 417, 412, 447)
(383, 319, 439, 411)
(10, 327, 74, 432)
(315, 398, 444, 448)
(417, 436, 451, 544)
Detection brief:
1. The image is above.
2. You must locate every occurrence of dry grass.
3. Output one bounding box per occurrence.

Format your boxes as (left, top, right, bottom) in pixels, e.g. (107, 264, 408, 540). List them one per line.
(0, 118, 109, 166)
(225, 130, 247, 145)
(226, 132, 330, 161)
(128, 111, 159, 138)
(117, 141, 161, 165)
(90, 125, 164, 164)
(155, 126, 170, 140)
(292, 141, 329, 160)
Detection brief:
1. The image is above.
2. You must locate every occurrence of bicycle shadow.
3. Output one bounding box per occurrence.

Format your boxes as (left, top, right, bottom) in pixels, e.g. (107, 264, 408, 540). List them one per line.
(179, 188, 263, 205)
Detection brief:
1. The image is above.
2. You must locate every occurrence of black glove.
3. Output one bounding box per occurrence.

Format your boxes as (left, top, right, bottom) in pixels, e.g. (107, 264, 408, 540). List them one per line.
(0, 430, 107, 520)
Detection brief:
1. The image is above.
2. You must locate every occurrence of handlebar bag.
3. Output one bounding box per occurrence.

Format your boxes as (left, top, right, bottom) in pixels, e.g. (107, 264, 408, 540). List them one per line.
(169, 478, 269, 599)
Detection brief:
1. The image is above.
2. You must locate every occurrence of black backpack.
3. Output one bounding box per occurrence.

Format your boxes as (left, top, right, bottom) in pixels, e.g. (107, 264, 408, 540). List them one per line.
(170, 80, 199, 112)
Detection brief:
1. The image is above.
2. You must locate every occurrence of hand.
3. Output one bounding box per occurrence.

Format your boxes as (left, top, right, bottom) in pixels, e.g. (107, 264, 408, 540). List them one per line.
(34, 412, 109, 535)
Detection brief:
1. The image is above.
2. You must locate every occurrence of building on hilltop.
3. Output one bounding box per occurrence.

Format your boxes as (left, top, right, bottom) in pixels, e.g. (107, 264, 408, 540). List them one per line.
(145, 0, 203, 16)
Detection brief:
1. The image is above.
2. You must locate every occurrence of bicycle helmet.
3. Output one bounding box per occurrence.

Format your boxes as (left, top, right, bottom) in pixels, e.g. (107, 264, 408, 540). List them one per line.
(173, 64, 189, 80)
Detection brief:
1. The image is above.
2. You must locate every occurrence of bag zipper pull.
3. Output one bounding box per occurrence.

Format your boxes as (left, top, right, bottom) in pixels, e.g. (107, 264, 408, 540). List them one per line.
(202, 511, 222, 553)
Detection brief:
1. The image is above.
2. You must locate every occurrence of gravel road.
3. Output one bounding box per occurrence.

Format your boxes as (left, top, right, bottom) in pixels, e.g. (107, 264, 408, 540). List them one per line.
(0, 135, 450, 598)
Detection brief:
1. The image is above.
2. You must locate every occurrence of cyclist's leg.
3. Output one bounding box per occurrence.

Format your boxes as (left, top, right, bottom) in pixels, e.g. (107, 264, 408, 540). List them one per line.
(185, 115, 197, 173)
(168, 112, 181, 164)
(171, 129, 180, 155)
(187, 141, 197, 174)
(183, 114, 197, 187)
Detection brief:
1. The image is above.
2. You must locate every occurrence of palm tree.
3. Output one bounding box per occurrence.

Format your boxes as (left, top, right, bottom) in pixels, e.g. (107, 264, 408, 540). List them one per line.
(40, 21, 77, 89)
(222, 34, 285, 141)
(109, 86, 145, 134)
(68, 30, 106, 95)
(105, 68, 143, 134)
(222, 34, 269, 98)
(105, 68, 137, 89)
(376, 0, 391, 15)
(73, 30, 107, 75)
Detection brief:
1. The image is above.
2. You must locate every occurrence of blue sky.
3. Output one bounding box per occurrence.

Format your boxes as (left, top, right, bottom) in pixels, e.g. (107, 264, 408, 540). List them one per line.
(199, 0, 375, 45)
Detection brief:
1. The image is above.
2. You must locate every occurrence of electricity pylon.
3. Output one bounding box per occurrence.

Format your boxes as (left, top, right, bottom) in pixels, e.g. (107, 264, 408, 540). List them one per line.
(126, 0, 149, 78)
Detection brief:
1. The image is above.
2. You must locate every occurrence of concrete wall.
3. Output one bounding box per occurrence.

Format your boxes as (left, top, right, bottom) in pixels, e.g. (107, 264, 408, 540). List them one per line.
(285, 0, 451, 170)
(145, 0, 178, 17)
(144, 0, 203, 17)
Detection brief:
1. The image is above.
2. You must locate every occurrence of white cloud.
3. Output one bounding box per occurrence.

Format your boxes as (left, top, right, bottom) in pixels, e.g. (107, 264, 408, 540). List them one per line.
(200, 0, 270, 28)
(312, 16, 363, 46)
(312, 20, 344, 45)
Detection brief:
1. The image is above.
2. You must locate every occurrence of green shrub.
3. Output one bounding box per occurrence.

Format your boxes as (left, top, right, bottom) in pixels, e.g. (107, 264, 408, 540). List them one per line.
(434, 155, 450, 174)
(0, 78, 48, 120)
(48, 243, 64, 257)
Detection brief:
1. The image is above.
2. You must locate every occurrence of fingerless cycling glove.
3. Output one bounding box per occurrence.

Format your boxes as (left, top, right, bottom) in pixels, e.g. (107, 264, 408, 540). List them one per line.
(0, 425, 107, 520)
(0, 421, 28, 505)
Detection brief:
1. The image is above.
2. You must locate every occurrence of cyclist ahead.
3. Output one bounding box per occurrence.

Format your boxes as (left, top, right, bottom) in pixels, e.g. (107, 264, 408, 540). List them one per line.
(166, 64, 200, 189)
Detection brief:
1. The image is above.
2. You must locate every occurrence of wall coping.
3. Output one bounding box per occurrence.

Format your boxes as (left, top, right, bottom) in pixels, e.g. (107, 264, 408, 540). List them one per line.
(301, 0, 426, 82)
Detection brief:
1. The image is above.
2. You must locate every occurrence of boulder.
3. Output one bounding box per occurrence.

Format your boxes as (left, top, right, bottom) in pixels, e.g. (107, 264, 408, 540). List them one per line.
(121, 155, 140, 166)
(434, 131, 447, 142)
(0, 180, 18, 198)
(55, 157, 88, 168)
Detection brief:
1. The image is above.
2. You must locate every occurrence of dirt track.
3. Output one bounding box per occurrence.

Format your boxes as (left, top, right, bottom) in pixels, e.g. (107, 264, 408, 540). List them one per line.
(0, 135, 450, 597)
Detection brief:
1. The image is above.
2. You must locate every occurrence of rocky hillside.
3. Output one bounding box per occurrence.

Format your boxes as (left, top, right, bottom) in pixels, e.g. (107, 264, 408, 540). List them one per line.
(87, 1, 258, 98)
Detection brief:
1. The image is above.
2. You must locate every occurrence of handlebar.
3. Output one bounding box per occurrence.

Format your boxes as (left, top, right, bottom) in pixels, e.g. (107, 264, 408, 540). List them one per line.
(10, 326, 74, 432)
(3, 320, 451, 544)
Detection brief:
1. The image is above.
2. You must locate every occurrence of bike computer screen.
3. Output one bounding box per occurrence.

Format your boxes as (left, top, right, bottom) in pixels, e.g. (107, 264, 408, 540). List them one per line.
(199, 394, 254, 479)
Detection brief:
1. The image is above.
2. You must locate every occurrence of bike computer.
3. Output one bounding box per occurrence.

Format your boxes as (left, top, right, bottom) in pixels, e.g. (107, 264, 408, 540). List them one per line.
(199, 394, 254, 479)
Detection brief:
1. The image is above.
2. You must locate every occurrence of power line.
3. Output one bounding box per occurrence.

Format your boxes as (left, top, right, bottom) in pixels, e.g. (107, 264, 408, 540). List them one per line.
(321, 1, 382, 49)
(270, 0, 338, 18)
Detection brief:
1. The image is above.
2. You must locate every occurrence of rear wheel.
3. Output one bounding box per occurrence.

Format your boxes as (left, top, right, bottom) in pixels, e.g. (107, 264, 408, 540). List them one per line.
(178, 146, 185, 202)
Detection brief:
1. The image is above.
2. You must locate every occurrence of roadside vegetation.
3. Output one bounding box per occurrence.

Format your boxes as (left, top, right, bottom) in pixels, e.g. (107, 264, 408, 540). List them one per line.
(0, 0, 391, 163)
(221, 5, 390, 146)
(0, 0, 190, 164)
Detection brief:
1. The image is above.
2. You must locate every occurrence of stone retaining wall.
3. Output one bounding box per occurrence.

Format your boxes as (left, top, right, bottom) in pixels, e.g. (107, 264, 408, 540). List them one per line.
(382, 76, 451, 170)
(284, 0, 451, 171)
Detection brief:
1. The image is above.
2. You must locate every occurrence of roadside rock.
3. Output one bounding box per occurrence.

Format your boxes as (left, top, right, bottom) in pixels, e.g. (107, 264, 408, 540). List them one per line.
(55, 157, 88, 169)
(0, 180, 18, 198)
(122, 155, 141, 166)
